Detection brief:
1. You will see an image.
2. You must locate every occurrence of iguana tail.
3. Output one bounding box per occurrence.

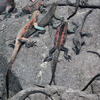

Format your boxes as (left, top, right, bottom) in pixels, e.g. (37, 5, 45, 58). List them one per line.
(49, 49, 60, 85)
(80, 9, 93, 31)
(6, 42, 21, 98)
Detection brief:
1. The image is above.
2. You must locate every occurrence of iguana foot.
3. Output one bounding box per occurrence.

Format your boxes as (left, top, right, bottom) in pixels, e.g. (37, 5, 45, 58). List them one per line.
(43, 56, 52, 62)
(61, 46, 71, 61)
(72, 40, 85, 55)
(8, 43, 15, 48)
(37, 30, 46, 34)
(8, 40, 15, 48)
(65, 55, 71, 62)
(72, 47, 80, 55)
(44, 47, 56, 62)
(25, 41, 37, 48)
(81, 32, 92, 37)
(3, 13, 11, 20)
(15, 11, 26, 18)
(12, 8, 17, 13)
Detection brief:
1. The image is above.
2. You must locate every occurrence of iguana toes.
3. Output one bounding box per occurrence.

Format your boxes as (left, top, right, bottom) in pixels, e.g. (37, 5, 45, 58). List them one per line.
(44, 21, 71, 85)
(72, 10, 92, 55)
(6, 10, 45, 98)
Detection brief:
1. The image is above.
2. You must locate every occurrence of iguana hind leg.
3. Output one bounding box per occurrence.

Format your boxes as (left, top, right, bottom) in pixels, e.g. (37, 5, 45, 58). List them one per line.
(15, 12, 25, 18)
(61, 46, 71, 61)
(8, 40, 16, 48)
(72, 39, 85, 54)
(44, 47, 56, 62)
(80, 32, 92, 37)
(18, 37, 36, 48)
(3, 13, 11, 19)
(25, 41, 37, 48)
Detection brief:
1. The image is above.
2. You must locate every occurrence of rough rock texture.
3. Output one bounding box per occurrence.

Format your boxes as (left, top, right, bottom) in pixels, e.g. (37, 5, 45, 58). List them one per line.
(0, 0, 100, 99)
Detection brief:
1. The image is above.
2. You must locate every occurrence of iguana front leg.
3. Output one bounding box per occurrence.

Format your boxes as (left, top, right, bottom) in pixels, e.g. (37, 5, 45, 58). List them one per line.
(33, 22, 45, 31)
(8, 37, 29, 48)
(80, 32, 92, 37)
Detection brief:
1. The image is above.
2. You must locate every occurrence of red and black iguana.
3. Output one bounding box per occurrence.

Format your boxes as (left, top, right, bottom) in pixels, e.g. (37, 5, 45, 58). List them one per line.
(6, 10, 45, 98)
(43, 21, 71, 85)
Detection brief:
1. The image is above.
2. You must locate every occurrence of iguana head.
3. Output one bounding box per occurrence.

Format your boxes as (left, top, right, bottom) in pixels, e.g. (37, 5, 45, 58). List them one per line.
(32, 10, 40, 17)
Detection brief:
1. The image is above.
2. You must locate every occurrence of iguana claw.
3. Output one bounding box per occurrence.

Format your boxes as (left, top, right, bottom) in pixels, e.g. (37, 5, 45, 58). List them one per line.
(25, 41, 37, 48)
(65, 55, 71, 62)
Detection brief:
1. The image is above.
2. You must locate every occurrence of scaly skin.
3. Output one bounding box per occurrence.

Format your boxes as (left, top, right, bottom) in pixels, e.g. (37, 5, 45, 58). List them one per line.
(6, 10, 45, 98)
(44, 21, 71, 85)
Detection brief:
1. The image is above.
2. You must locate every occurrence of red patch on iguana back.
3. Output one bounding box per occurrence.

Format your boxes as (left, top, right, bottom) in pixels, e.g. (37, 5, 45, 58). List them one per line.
(55, 26, 61, 47)
(59, 26, 66, 48)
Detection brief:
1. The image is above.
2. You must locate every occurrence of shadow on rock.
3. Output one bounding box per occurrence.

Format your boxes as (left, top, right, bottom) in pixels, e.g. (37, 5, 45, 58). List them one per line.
(8, 71, 23, 97)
